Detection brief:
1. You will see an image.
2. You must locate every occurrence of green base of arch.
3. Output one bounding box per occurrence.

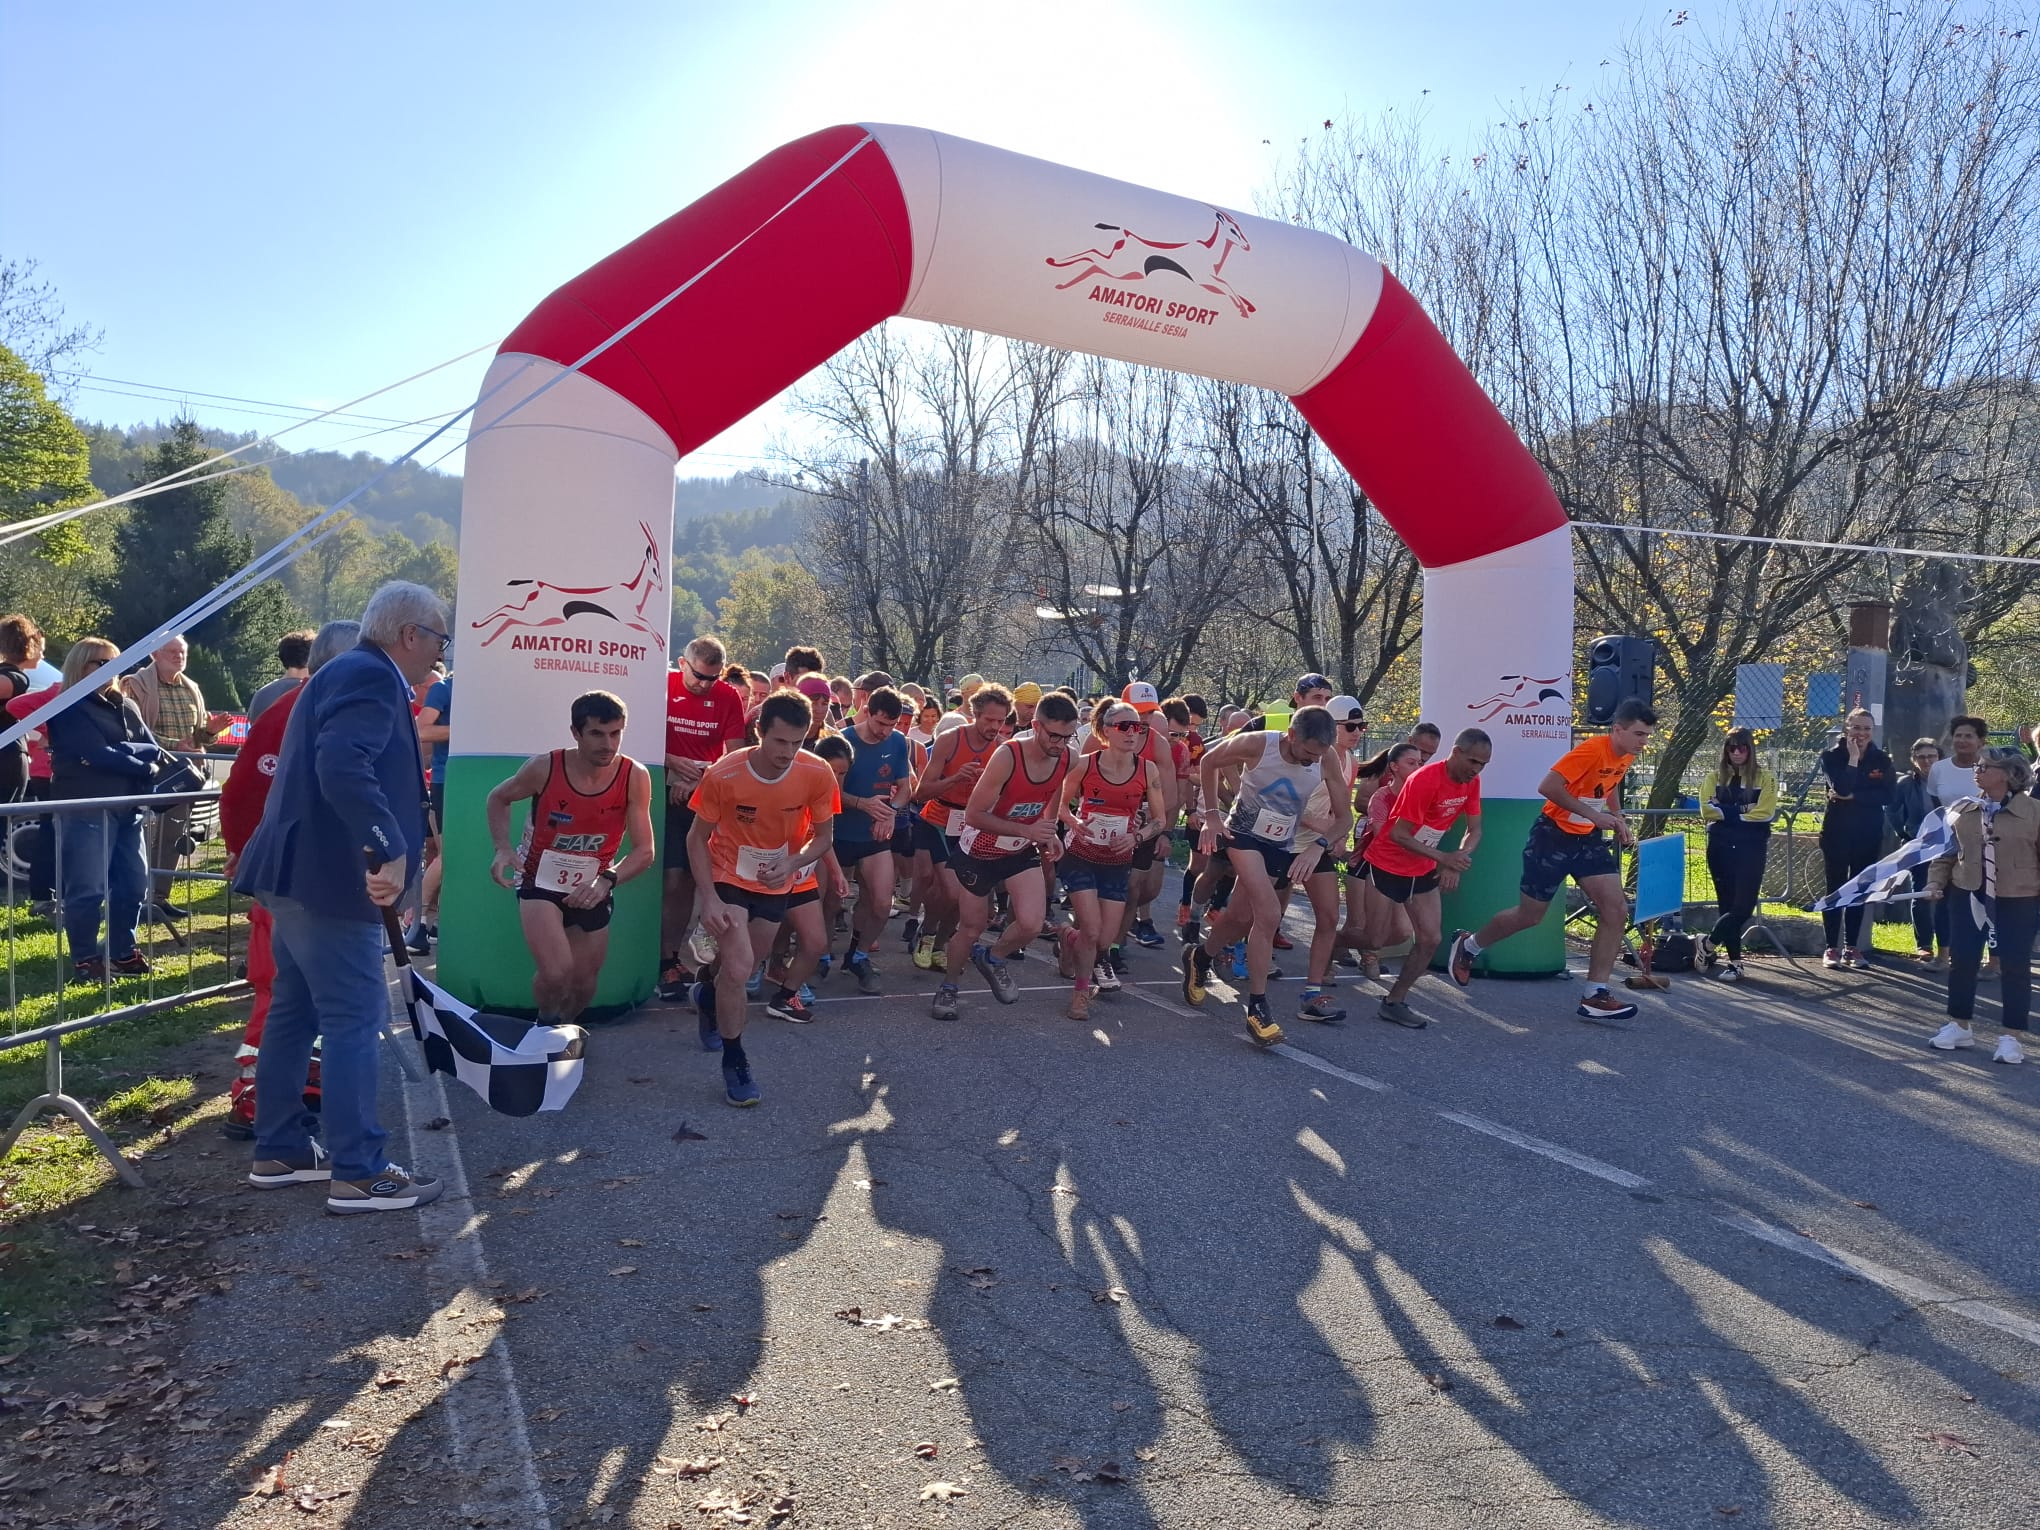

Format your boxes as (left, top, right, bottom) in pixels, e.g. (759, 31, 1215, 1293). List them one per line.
(431, 754, 662, 1014)
(1432, 797, 1567, 977)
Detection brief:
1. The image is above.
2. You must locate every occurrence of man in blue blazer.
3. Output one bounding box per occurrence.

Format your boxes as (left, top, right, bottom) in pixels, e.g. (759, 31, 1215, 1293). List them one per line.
(235, 581, 451, 1215)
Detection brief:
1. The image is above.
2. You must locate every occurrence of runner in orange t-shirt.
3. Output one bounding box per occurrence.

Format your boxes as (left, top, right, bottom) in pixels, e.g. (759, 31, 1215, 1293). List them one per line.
(686, 690, 839, 1106)
(1448, 699, 1657, 1023)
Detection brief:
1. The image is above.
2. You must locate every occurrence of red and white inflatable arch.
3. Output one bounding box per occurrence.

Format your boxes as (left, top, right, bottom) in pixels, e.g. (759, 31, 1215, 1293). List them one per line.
(441, 125, 1575, 1004)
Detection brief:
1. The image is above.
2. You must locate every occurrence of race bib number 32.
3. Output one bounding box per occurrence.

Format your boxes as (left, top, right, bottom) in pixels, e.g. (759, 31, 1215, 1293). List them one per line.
(536, 848, 600, 892)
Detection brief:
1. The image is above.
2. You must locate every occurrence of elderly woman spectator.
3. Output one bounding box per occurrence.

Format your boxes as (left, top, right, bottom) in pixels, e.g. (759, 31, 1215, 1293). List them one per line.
(1890, 737, 1948, 966)
(44, 637, 171, 981)
(1818, 707, 1894, 971)
(1926, 747, 2036, 1065)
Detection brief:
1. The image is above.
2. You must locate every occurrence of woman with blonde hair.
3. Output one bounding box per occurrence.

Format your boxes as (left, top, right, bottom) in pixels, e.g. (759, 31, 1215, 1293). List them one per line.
(1699, 728, 1777, 982)
(43, 638, 172, 981)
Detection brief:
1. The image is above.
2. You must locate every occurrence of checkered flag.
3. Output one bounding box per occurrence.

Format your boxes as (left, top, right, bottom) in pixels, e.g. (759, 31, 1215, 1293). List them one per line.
(404, 968, 587, 1116)
(1810, 808, 1953, 912)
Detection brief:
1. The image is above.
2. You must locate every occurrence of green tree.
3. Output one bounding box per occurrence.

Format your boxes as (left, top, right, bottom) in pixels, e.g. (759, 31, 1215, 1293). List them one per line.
(0, 342, 93, 520)
(716, 553, 840, 673)
(93, 417, 302, 695)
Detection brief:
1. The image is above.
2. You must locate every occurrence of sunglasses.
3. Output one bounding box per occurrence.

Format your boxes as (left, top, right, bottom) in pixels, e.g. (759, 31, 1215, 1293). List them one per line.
(1338, 721, 1365, 732)
(1109, 720, 1143, 733)
(686, 665, 721, 685)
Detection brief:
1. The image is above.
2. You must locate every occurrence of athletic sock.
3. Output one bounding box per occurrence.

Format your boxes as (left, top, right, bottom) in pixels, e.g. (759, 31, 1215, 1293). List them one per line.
(722, 1036, 747, 1069)
(1582, 981, 1607, 998)
(1461, 932, 1483, 957)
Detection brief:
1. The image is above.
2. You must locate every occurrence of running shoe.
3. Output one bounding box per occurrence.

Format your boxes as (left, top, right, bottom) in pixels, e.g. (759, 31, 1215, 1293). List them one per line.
(723, 1061, 761, 1107)
(1271, 932, 1294, 951)
(745, 964, 766, 999)
(797, 981, 816, 1004)
(404, 921, 433, 955)
(931, 983, 961, 1022)
(1092, 960, 1121, 994)
(912, 934, 937, 970)
(1576, 991, 1639, 1021)
(1714, 961, 1744, 983)
(972, 944, 1017, 1004)
(1297, 990, 1347, 1024)
(1376, 999, 1427, 1030)
(658, 959, 694, 1003)
(814, 953, 832, 980)
(1929, 1022, 1975, 1050)
(845, 953, 882, 995)
(1995, 1034, 2025, 1065)
(692, 980, 723, 1052)
(109, 953, 153, 977)
(902, 915, 922, 951)
(1177, 918, 1202, 946)
(1228, 943, 1247, 982)
(1696, 935, 1717, 973)
(1131, 919, 1166, 949)
(1333, 949, 1362, 969)
(766, 990, 815, 1024)
(930, 946, 948, 972)
(1844, 947, 1870, 971)
(1244, 996, 1283, 1048)
(1108, 946, 1129, 978)
(1067, 988, 1092, 1022)
(1181, 945, 1211, 1007)
(326, 1163, 443, 1214)
(1821, 948, 1843, 970)
(1446, 931, 1474, 988)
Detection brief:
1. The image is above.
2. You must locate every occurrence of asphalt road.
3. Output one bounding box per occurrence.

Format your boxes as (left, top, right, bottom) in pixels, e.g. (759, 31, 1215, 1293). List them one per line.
(165, 923, 2040, 1529)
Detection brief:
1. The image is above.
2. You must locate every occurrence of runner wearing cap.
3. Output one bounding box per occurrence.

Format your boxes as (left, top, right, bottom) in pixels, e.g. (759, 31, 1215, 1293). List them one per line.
(910, 684, 1014, 971)
(931, 694, 1080, 1021)
(1447, 700, 1657, 1022)
(1287, 695, 1368, 1024)
(1012, 682, 1043, 732)
(1058, 701, 1168, 1019)
(660, 637, 750, 1001)
(1364, 728, 1490, 1028)
(1181, 707, 1351, 1046)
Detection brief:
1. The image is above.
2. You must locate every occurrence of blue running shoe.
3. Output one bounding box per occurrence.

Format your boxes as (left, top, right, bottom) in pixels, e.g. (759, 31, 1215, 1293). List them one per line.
(723, 1061, 760, 1107)
(971, 943, 1018, 1004)
(1229, 943, 1248, 981)
(1131, 919, 1167, 949)
(692, 981, 722, 1052)
(745, 964, 765, 1001)
(814, 954, 832, 980)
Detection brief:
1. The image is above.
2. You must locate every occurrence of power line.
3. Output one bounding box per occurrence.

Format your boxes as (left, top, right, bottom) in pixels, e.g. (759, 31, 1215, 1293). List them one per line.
(57, 373, 452, 427)
(1569, 519, 2040, 571)
(68, 379, 464, 431)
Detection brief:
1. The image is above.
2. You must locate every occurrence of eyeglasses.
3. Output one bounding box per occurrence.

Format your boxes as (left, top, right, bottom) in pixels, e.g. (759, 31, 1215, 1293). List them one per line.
(412, 623, 452, 654)
(1109, 720, 1143, 733)
(1040, 727, 1077, 744)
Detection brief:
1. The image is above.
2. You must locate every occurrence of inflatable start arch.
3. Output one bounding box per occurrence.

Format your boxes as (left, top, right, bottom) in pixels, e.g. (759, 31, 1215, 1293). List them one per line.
(441, 124, 1575, 1007)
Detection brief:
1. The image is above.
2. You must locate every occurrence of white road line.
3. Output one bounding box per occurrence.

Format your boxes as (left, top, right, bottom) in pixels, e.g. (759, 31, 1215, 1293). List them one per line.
(396, 1022, 553, 1528)
(1434, 1109, 1653, 1189)
(1267, 1043, 1393, 1092)
(1715, 1209, 2040, 1352)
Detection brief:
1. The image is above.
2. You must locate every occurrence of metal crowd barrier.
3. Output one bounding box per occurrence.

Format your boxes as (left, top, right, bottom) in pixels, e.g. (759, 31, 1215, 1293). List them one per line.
(0, 780, 248, 1188)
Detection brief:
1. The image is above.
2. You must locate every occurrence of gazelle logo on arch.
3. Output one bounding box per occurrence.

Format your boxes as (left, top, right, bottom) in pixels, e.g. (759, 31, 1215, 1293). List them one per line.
(1045, 206, 1257, 338)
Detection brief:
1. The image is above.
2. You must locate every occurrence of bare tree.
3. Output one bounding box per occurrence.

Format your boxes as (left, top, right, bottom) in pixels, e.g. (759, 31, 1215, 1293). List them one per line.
(1024, 358, 1248, 695)
(784, 325, 1042, 681)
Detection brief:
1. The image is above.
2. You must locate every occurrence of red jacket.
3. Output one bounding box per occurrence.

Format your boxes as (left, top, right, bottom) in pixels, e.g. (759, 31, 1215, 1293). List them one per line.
(221, 685, 303, 855)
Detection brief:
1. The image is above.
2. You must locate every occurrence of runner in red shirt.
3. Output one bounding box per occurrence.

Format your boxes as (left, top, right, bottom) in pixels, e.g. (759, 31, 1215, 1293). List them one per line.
(486, 691, 655, 1025)
(1362, 728, 1490, 1028)
(662, 636, 751, 999)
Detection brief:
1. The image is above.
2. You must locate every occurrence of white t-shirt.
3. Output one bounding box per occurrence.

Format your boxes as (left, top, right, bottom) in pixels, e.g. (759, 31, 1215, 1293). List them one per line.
(934, 712, 967, 736)
(1928, 757, 1979, 808)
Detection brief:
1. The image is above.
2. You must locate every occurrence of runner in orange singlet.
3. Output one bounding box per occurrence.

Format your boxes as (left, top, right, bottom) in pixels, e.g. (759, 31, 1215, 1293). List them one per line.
(910, 686, 1013, 971)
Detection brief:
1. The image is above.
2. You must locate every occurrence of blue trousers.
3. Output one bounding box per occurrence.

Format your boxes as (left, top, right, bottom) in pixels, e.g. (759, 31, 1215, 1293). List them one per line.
(56, 806, 146, 963)
(255, 898, 390, 1179)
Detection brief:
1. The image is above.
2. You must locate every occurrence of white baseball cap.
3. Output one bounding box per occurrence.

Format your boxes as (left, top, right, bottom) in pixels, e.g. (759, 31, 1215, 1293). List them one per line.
(1324, 695, 1365, 724)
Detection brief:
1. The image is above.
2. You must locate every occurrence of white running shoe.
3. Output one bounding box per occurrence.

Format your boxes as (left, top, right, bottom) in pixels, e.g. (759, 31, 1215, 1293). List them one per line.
(1092, 960, 1122, 993)
(1714, 961, 1743, 983)
(1995, 1034, 2025, 1065)
(1929, 1022, 1976, 1051)
(1821, 948, 1843, 970)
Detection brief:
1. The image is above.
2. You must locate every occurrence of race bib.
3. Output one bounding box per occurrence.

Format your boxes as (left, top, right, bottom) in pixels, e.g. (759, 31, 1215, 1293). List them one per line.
(1251, 807, 1297, 844)
(961, 826, 1026, 856)
(1414, 825, 1446, 848)
(1565, 810, 1596, 830)
(736, 843, 789, 884)
(1082, 812, 1130, 844)
(945, 807, 968, 836)
(535, 848, 600, 892)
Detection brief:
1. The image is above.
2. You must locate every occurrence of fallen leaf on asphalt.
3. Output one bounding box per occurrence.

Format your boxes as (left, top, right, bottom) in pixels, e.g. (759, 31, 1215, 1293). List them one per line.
(1715, 1509, 1742, 1519)
(835, 1306, 864, 1322)
(608, 1266, 638, 1277)
(372, 1370, 407, 1389)
(913, 1442, 938, 1459)
(1915, 1430, 1978, 1455)
(652, 1454, 723, 1478)
(293, 1484, 351, 1511)
(1492, 1315, 1525, 1330)
(672, 1122, 708, 1143)
(318, 1417, 353, 1430)
(628, 1076, 653, 1084)
(502, 1287, 544, 1305)
(531, 1406, 564, 1423)
(1092, 1287, 1128, 1305)
(697, 1412, 734, 1432)
(1850, 1199, 1879, 1210)
(731, 1393, 757, 1410)
(1135, 1446, 1158, 1463)
(774, 1210, 809, 1220)
(1050, 1184, 1077, 1197)
(423, 1116, 451, 1131)
(618, 1239, 645, 1247)
(384, 1248, 431, 1261)
(1551, 1328, 1567, 1338)
(1093, 1460, 1128, 1484)
(1111, 1400, 1132, 1412)
(693, 1303, 715, 1312)
(919, 1482, 968, 1501)
(1425, 1372, 1454, 1392)
(852, 1177, 887, 1189)
(929, 1377, 960, 1392)
(248, 1456, 291, 1496)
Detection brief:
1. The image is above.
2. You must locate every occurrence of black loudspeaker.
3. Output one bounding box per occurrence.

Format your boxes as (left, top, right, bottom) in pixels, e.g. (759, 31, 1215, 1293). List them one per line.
(1584, 636, 1657, 726)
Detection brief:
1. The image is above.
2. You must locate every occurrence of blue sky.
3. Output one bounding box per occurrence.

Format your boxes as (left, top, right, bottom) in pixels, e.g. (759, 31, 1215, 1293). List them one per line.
(4, 0, 1669, 480)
